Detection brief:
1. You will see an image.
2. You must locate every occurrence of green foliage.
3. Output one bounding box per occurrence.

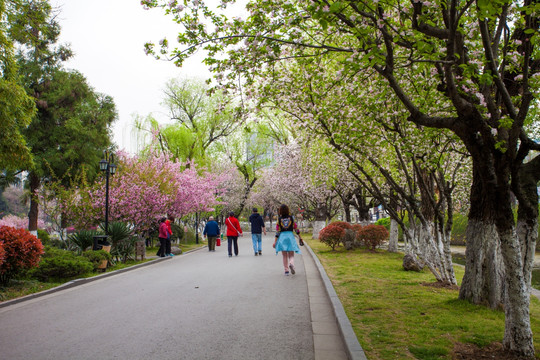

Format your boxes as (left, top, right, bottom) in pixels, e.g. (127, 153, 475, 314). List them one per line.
(82, 250, 112, 270)
(0, 225, 44, 286)
(184, 228, 196, 243)
(451, 212, 468, 246)
(374, 217, 391, 231)
(68, 229, 100, 254)
(103, 222, 134, 262)
(171, 223, 184, 241)
(37, 229, 50, 245)
(319, 225, 345, 250)
(28, 247, 93, 282)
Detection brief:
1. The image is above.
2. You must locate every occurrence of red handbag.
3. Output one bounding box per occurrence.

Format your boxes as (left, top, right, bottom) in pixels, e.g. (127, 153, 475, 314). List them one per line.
(216, 236, 221, 246)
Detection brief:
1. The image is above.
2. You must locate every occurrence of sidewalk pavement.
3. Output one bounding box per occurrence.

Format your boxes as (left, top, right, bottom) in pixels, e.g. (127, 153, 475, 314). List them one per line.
(0, 234, 367, 360)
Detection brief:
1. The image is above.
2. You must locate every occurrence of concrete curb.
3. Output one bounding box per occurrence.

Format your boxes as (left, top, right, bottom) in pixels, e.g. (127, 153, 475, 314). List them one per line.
(305, 243, 368, 360)
(0, 246, 206, 309)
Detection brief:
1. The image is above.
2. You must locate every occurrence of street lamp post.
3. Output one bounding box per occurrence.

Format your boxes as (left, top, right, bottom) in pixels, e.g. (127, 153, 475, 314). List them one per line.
(99, 151, 117, 234)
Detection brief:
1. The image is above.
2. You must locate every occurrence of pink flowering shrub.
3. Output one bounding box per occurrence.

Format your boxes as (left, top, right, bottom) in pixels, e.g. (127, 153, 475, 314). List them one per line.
(319, 225, 345, 250)
(0, 214, 46, 230)
(357, 224, 389, 250)
(0, 226, 44, 285)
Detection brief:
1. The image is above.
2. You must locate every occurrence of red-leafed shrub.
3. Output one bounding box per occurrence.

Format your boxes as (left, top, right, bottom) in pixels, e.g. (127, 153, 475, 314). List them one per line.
(328, 221, 353, 231)
(351, 224, 363, 236)
(0, 226, 44, 285)
(0, 241, 5, 266)
(319, 225, 345, 250)
(357, 224, 389, 250)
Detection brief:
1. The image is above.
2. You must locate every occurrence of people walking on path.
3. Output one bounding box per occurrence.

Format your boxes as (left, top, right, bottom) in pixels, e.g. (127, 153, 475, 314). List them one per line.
(273, 204, 302, 275)
(225, 212, 243, 257)
(165, 214, 174, 256)
(249, 207, 266, 256)
(203, 216, 221, 252)
(156, 217, 168, 257)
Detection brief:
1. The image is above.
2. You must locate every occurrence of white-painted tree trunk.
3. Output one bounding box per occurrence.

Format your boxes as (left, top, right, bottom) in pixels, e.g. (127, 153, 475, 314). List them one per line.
(517, 219, 538, 291)
(499, 228, 534, 357)
(404, 222, 456, 285)
(311, 220, 326, 239)
(388, 218, 398, 252)
(459, 220, 504, 309)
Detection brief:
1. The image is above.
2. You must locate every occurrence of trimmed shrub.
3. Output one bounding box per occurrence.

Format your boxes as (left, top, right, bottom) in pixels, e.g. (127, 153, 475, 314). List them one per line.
(28, 247, 93, 281)
(82, 250, 112, 270)
(328, 221, 353, 231)
(319, 225, 345, 250)
(357, 224, 389, 250)
(0, 226, 44, 286)
(37, 229, 50, 245)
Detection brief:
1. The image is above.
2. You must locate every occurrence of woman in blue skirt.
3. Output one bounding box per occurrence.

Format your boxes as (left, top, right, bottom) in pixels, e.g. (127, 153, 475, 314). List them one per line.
(273, 204, 303, 275)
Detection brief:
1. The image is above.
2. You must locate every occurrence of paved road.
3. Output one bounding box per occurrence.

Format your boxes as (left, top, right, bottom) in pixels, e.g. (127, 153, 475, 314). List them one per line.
(0, 234, 315, 360)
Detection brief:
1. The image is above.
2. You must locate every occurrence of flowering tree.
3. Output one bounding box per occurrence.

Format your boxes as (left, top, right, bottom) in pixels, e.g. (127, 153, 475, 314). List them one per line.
(250, 141, 342, 235)
(61, 151, 225, 234)
(144, 0, 540, 355)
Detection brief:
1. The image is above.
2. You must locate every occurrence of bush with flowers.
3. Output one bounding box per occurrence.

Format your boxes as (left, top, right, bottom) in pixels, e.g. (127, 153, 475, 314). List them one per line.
(319, 224, 345, 250)
(0, 226, 44, 286)
(357, 224, 389, 250)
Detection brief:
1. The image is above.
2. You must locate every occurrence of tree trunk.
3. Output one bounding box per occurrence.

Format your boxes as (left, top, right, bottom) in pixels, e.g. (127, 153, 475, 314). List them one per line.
(458, 164, 505, 309)
(388, 218, 398, 252)
(28, 172, 40, 234)
(311, 203, 328, 239)
(416, 221, 457, 285)
(459, 221, 505, 308)
(500, 228, 534, 356)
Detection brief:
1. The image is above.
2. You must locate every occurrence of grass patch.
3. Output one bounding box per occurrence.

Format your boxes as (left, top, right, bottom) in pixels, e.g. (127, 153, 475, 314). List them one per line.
(305, 236, 540, 360)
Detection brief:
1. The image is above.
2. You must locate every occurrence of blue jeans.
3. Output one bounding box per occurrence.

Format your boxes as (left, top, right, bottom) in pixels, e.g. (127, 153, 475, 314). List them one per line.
(252, 233, 262, 253)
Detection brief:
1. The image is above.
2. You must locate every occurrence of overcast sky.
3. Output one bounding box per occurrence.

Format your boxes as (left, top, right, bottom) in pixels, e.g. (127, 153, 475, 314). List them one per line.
(49, 0, 210, 153)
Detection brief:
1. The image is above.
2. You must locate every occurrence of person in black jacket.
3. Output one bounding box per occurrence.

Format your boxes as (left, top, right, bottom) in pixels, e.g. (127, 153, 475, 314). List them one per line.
(249, 208, 266, 256)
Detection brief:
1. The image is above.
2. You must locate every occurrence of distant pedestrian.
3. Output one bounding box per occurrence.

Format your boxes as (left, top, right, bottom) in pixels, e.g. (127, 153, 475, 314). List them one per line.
(203, 216, 221, 252)
(249, 207, 266, 256)
(165, 214, 174, 256)
(225, 211, 243, 257)
(273, 204, 302, 275)
(156, 217, 168, 258)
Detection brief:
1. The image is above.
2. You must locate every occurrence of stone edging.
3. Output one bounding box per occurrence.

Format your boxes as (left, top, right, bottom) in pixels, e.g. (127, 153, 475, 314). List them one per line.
(305, 243, 368, 360)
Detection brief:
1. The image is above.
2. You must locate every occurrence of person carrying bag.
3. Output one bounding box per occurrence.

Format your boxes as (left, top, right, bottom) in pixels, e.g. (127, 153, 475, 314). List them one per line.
(225, 212, 243, 257)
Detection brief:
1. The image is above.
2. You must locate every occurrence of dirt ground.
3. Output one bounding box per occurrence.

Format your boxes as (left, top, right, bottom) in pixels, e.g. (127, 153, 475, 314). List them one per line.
(452, 342, 537, 360)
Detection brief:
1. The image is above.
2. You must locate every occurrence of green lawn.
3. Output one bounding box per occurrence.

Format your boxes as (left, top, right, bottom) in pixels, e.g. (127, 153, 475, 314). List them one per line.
(305, 237, 540, 360)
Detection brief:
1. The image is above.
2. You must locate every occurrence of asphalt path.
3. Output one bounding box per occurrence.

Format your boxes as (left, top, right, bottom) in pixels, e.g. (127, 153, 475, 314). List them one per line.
(0, 233, 314, 360)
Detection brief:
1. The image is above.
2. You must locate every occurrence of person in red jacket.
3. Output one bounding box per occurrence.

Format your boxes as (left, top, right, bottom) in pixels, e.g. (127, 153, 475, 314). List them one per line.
(165, 215, 174, 257)
(225, 211, 243, 257)
(156, 217, 168, 258)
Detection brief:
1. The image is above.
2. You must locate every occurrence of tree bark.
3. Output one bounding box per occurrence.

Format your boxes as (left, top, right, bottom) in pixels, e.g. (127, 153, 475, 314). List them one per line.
(458, 170, 505, 309)
(388, 218, 398, 252)
(27, 172, 40, 233)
